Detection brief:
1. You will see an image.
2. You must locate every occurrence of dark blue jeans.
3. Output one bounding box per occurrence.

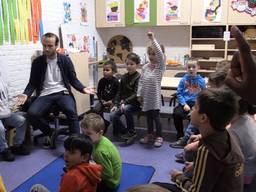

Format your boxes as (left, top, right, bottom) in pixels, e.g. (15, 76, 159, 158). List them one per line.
(182, 123, 199, 144)
(110, 104, 140, 135)
(27, 91, 79, 136)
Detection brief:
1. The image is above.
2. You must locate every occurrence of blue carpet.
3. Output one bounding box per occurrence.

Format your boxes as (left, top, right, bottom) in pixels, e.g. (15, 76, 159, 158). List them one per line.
(13, 157, 155, 192)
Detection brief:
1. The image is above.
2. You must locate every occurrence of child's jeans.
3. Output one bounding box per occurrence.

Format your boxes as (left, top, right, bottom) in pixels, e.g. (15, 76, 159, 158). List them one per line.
(110, 104, 140, 135)
(182, 123, 199, 144)
(0, 112, 27, 152)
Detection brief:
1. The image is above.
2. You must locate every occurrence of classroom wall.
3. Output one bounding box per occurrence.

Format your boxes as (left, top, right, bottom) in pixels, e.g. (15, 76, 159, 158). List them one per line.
(0, 0, 105, 95)
(0, 1, 190, 96)
(97, 26, 190, 64)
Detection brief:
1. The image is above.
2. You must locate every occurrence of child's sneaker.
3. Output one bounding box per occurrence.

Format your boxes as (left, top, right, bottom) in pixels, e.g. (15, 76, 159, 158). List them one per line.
(10, 144, 30, 155)
(122, 131, 137, 145)
(154, 137, 163, 147)
(139, 134, 154, 144)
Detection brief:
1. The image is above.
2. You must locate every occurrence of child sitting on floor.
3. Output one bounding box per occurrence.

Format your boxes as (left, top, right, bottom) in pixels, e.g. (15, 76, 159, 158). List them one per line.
(81, 113, 122, 192)
(30, 134, 102, 192)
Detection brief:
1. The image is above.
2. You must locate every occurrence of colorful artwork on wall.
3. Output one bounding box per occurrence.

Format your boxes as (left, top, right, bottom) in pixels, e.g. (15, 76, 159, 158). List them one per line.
(134, 0, 150, 23)
(80, 1, 88, 25)
(61, 23, 90, 53)
(203, 0, 222, 22)
(231, 0, 256, 16)
(63, 1, 72, 23)
(0, 0, 43, 45)
(164, 0, 181, 21)
(106, 0, 120, 22)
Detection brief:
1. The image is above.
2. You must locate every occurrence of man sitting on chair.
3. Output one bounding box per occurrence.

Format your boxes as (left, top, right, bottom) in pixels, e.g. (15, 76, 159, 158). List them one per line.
(17, 32, 94, 148)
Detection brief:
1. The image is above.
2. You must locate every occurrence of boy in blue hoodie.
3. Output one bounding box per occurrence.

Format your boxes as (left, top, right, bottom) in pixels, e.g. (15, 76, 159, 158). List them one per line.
(173, 59, 206, 140)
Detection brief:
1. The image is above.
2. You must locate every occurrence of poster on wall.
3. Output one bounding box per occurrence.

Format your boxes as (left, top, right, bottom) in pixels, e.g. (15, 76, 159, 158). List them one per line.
(80, 1, 88, 25)
(63, 1, 72, 23)
(164, 0, 181, 21)
(134, 0, 150, 23)
(61, 24, 90, 53)
(105, 0, 120, 22)
(203, 0, 222, 22)
(231, 0, 256, 16)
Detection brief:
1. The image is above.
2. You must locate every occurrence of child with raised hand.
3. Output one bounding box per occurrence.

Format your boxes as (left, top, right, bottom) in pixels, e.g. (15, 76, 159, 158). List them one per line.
(110, 52, 141, 143)
(81, 113, 122, 192)
(137, 31, 165, 147)
(173, 59, 206, 140)
(93, 60, 119, 133)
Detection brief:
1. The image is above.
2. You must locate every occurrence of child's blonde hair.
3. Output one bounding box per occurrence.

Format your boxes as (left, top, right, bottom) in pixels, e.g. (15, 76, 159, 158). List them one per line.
(80, 113, 105, 133)
(186, 58, 199, 66)
(147, 44, 165, 54)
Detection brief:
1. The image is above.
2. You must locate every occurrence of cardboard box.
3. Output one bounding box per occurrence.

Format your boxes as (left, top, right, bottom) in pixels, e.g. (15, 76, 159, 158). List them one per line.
(192, 44, 215, 50)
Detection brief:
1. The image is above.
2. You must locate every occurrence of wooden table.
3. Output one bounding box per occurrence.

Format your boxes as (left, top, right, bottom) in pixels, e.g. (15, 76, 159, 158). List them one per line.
(161, 77, 181, 90)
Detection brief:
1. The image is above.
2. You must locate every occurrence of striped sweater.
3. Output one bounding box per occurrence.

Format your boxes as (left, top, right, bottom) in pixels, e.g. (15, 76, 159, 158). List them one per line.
(137, 39, 165, 111)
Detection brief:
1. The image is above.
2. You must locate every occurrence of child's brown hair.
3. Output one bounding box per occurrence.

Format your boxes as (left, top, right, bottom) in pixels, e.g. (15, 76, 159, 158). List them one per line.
(126, 52, 141, 65)
(80, 113, 105, 133)
(197, 87, 238, 131)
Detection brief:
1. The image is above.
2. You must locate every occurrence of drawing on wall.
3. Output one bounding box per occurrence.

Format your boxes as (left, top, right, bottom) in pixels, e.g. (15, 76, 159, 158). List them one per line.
(106, 0, 120, 22)
(0, 0, 43, 45)
(134, 0, 150, 23)
(231, 0, 256, 16)
(63, 1, 72, 23)
(80, 1, 88, 25)
(164, 0, 181, 21)
(61, 24, 90, 53)
(203, 0, 222, 22)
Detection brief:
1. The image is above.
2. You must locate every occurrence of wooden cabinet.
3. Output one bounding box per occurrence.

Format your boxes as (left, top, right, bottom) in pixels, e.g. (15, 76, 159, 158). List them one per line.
(125, 0, 157, 26)
(228, 0, 256, 25)
(69, 52, 90, 115)
(191, 0, 228, 26)
(190, 26, 227, 69)
(96, 0, 125, 28)
(157, 0, 191, 26)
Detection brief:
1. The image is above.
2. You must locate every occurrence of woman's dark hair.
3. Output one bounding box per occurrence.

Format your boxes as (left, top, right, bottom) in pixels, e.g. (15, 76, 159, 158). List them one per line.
(64, 134, 93, 156)
(126, 52, 141, 64)
(104, 59, 117, 73)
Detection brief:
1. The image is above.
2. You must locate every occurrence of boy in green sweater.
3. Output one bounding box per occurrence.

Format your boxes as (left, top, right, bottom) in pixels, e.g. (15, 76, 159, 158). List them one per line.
(81, 113, 122, 192)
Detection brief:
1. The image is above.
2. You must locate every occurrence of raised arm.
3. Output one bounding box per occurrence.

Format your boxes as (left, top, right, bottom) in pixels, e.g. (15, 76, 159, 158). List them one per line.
(225, 26, 256, 104)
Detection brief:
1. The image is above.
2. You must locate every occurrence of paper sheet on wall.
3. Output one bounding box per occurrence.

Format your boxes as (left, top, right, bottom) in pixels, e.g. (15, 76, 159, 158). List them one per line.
(105, 0, 120, 23)
(61, 23, 90, 53)
(80, 0, 88, 25)
(164, 0, 181, 21)
(203, 0, 222, 23)
(134, 0, 150, 23)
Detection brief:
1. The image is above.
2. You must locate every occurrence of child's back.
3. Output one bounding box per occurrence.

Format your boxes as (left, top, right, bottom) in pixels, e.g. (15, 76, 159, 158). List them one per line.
(59, 163, 101, 192)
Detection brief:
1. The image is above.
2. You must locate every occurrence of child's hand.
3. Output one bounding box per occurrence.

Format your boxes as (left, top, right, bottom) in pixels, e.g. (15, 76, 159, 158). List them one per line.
(183, 104, 191, 112)
(83, 87, 96, 95)
(147, 31, 154, 40)
(111, 106, 118, 112)
(137, 96, 143, 104)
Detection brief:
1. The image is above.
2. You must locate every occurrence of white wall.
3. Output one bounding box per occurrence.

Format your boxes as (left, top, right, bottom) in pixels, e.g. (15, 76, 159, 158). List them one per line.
(0, 0, 104, 95)
(0, 1, 190, 96)
(96, 26, 190, 63)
